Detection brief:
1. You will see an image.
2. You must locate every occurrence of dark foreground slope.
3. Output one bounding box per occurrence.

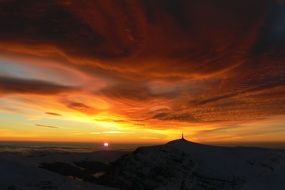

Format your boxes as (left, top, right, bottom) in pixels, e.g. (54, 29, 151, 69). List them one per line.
(2, 140, 284, 190)
(99, 139, 285, 190)
(0, 150, 125, 190)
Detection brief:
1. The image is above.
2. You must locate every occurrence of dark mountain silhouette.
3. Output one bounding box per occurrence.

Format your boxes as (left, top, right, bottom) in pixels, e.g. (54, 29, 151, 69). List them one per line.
(98, 138, 285, 190)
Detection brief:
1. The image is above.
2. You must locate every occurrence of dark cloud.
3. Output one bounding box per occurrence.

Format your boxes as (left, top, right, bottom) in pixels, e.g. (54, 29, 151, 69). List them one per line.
(99, 82, 179, 101)
(0, 76, 75, 95)
(45, 112, 62, 116)
(195, 79, 285, 106)
(36, 124, 58, 129)
(64, 100, 97, 115)
(0, 0, 276, 76)
(251, 3, 285, 56)
(100, 83, 152, 101)
(0, 0, 104, 58)
(152, 112, 198, 122)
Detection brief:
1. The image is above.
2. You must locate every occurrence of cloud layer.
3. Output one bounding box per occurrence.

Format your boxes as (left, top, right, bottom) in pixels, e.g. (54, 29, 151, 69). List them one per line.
(0, 75, 75, 95)
(0, 0, 285, 142)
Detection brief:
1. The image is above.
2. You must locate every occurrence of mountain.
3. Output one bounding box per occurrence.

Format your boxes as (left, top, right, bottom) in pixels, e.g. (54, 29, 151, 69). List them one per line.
(2, 140, 284, 190)
(99, 138, 285, 190)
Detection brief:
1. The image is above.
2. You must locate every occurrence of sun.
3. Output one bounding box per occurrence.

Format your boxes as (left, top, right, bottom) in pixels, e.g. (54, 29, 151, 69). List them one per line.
(103, 142, 109, 147)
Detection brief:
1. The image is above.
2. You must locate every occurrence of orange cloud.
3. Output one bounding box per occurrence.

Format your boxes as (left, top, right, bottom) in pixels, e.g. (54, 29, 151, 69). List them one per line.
(0, 0, 285, 143)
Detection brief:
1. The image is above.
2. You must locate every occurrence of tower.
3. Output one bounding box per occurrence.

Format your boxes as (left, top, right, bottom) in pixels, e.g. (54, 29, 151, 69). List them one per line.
(181, 131, 184, 140)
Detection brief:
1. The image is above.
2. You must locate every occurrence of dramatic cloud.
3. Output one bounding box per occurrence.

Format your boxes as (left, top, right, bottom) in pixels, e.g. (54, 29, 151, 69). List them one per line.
(99, 82, 180, 102)
(63, 100, 97, 115)
(195, 79, 285, 106)
(152, 112, 198, 122)
(0, 0, 285, 142)
(0, 0, 273, 74)
(0, 76, 76, 95)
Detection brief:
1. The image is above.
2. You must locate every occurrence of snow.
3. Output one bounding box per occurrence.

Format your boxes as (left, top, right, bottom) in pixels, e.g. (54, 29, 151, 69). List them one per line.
(100, 138, 285, 189)
(167, 139, 285, 178)
(0, 151, 123, 190)
(1, 140, 285, 189)
(241, 165, 285, 190)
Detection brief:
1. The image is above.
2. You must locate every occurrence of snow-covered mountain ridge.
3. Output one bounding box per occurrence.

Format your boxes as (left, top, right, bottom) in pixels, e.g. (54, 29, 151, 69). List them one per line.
(99, 138, 285, 190)
(1, 140, 284, 190)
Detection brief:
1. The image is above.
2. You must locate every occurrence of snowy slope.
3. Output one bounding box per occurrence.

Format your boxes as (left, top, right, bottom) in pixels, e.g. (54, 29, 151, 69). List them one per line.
(0, 151, 124, 190)
(99, 139, 285, 190)
(1, 140, 284, 190)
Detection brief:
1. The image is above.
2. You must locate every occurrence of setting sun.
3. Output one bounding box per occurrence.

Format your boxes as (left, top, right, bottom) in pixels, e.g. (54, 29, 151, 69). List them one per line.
(103, 142, 109, 147)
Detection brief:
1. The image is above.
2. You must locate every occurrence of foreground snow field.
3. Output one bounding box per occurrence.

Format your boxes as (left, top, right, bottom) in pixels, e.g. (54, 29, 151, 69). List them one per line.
(0, 150, 124, 190)
(0, 139, 285, 190)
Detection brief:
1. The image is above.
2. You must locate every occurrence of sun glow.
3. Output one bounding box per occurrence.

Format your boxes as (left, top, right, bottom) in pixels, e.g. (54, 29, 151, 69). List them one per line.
(103, 142, 109, 147)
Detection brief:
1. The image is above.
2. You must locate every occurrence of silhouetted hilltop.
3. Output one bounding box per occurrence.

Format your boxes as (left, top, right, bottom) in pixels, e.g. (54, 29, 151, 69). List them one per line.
(99, 138, 285, 190)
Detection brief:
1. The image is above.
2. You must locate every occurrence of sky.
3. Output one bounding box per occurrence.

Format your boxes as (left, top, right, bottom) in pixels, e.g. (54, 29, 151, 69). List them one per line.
(0, 0, 285, 144)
